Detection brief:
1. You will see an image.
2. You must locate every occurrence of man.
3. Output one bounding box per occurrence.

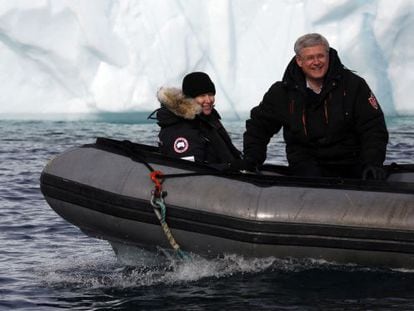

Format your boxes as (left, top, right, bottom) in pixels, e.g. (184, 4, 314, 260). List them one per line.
(240, 33, 388, 179)
(154, 71, 241, 165)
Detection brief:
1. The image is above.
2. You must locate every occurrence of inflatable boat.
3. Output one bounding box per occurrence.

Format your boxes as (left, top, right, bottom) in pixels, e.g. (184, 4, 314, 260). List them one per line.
(40, 138, 414, 268)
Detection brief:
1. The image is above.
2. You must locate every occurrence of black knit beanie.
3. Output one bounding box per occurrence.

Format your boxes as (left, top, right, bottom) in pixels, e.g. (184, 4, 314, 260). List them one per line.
(182, 72, 216, 98)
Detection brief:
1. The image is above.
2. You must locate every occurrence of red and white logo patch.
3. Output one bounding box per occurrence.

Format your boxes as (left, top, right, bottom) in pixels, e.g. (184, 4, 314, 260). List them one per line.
(173, 137, 189, 154)
(368, 93, 379, 110)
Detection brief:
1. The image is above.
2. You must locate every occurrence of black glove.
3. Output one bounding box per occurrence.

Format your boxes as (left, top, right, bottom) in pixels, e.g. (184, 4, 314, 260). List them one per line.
(362, 165, 386, 180)
(229, 158, 258, 172)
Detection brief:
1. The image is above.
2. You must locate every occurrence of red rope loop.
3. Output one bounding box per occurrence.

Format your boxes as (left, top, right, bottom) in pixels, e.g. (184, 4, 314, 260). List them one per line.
(150, 170, 164, 196)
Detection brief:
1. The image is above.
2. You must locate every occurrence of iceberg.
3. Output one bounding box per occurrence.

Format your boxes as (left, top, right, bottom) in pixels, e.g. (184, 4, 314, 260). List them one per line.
(0, 0, 413, 119)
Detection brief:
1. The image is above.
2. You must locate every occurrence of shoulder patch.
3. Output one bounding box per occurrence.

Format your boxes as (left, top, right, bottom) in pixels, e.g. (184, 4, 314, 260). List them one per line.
(173, 137, 189, 153)
(368, 92, 379, 110)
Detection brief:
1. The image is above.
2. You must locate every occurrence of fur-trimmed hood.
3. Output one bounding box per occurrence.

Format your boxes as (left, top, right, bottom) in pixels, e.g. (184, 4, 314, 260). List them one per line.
(156, 87, 202, 120)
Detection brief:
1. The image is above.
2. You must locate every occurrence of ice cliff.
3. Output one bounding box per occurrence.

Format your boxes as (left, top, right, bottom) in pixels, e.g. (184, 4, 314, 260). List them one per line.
(1, 0, 413, 119)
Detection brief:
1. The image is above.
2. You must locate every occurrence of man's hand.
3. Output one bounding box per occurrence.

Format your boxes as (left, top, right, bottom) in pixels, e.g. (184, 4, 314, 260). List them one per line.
(362, 165, 386, 180)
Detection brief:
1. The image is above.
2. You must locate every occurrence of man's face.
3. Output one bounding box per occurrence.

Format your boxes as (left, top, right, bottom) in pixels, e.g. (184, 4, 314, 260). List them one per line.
(195, 93, 215, 115)
(296, 45, 329, 81)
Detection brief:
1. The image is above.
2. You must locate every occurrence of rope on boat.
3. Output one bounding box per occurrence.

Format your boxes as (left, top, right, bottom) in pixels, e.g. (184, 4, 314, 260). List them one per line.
(149, 170, 189, 260)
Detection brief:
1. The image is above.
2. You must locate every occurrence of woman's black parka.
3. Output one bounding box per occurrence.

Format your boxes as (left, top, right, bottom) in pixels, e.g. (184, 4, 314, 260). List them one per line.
(155, 87, 241, 165)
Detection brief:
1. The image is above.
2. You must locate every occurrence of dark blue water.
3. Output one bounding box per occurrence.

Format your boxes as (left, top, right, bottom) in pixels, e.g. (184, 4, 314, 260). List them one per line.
(1, 116, 414, 310)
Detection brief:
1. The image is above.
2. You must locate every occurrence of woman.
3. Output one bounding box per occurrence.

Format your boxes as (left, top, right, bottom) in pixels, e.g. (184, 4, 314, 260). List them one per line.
(154, 72, 241, 165)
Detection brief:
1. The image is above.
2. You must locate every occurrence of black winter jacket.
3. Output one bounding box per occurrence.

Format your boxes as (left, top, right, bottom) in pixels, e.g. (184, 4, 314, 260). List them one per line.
(155, 87, 241, 164)
(244, 48, 388, 168)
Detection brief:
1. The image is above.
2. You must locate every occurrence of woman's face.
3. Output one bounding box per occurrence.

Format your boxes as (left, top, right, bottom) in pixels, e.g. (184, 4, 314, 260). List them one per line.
(195, 93, 215, 115)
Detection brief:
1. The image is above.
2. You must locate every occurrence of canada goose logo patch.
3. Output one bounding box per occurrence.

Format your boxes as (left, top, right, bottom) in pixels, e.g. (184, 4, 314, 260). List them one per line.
(173, 137, 189, 153)
(368, 93, 379, 110)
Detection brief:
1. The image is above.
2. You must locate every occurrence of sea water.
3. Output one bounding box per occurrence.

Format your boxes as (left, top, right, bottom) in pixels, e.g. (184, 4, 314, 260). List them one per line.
(1, 116, 414, 310)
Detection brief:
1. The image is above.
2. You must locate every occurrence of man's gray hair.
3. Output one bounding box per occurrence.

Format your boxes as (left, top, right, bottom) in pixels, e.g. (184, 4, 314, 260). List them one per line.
(294, 33, 330, 56)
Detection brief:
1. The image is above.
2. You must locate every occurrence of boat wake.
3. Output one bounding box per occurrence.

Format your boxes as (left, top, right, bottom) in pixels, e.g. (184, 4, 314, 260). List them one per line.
(37, 241, 413, 291)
